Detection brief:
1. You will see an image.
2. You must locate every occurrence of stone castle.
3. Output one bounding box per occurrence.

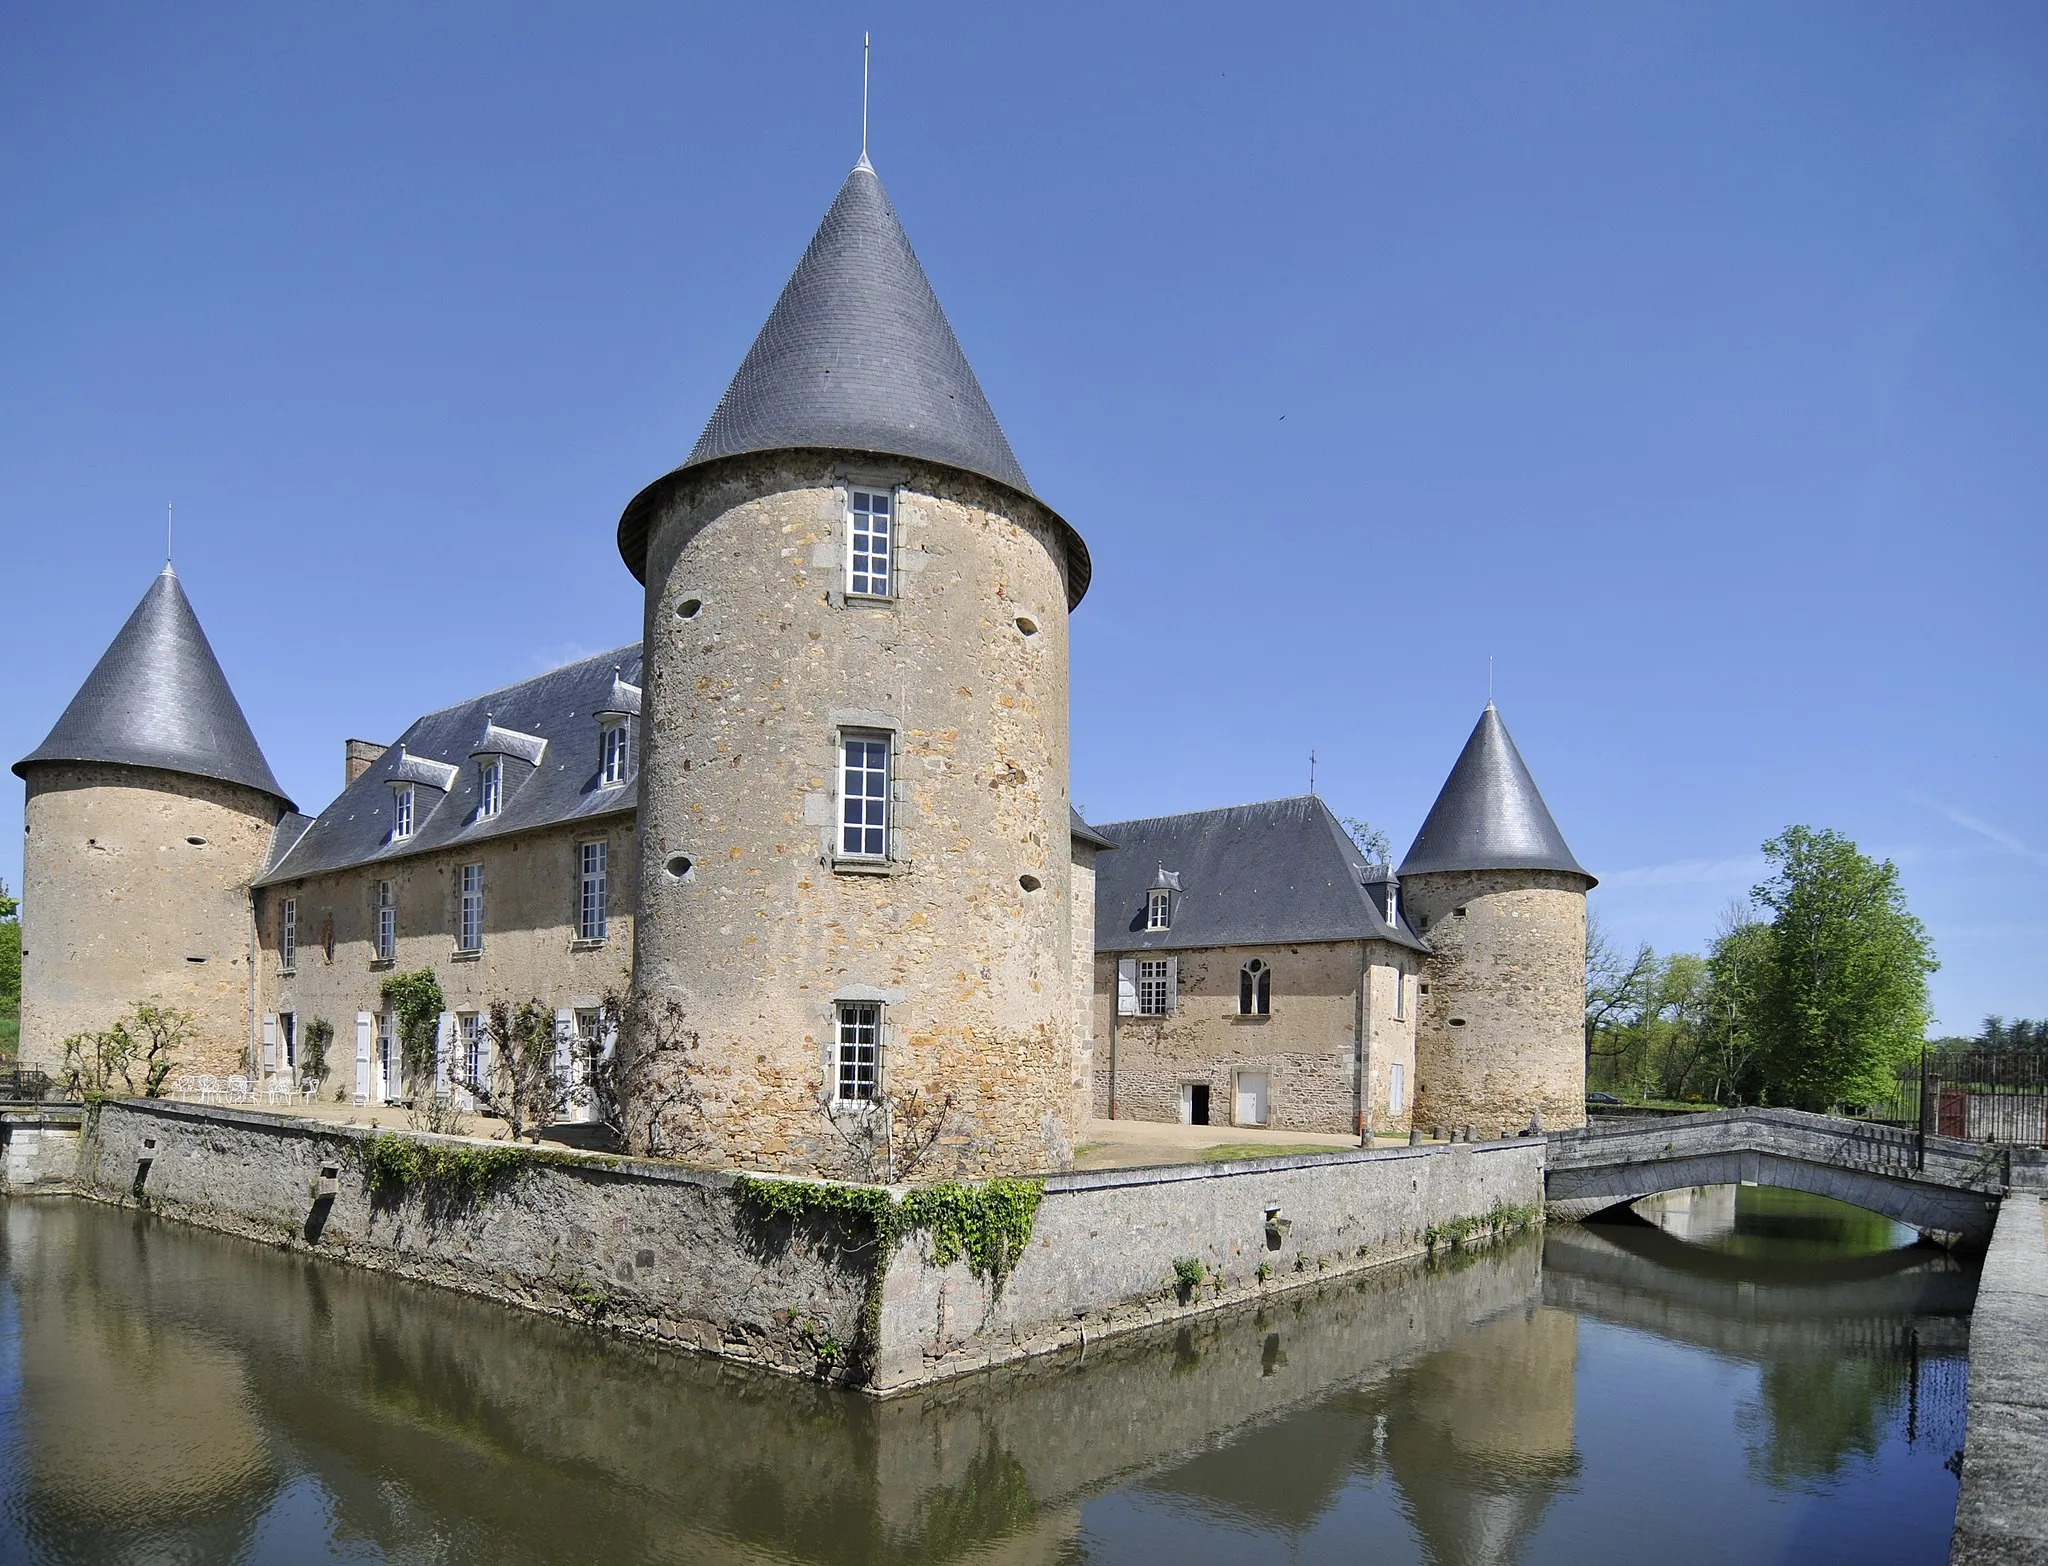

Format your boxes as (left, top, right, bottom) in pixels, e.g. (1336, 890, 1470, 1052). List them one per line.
(14, 156, 1594, 1173)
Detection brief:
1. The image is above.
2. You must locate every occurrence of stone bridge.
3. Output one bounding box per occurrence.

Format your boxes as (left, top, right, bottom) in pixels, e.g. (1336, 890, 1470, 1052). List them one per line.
(1544, 1108, 2009, 1243)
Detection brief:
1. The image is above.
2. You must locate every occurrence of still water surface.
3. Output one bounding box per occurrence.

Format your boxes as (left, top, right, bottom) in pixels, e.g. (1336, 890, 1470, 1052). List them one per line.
(0, 1188, 1973, 1565)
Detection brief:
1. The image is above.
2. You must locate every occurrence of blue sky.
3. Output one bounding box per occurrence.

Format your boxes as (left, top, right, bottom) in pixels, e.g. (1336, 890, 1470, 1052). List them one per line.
(3, 3, 2042, 1032)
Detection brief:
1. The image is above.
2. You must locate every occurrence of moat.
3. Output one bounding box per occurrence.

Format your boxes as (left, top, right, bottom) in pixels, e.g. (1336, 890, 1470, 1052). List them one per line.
(0, 1188, 1975, 1565)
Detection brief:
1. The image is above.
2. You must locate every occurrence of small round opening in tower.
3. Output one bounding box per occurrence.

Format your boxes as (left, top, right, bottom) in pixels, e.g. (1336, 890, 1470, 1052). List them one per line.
(1014, 615, 1039, 637)
(185, 955, 207, 964)
(675, 598, 703, 620)
(664, 855, 694, 880)
(1018, 873, 1042, 892)
(186, 836, 207, 846)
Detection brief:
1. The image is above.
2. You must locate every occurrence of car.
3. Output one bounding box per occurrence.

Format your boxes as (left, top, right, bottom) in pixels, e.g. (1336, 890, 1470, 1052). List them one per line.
(1585, 1092, 1622, 1105)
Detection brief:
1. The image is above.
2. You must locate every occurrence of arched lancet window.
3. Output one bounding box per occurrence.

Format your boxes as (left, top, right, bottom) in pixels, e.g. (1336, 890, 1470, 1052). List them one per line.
(1239, 958, 1271, 1017)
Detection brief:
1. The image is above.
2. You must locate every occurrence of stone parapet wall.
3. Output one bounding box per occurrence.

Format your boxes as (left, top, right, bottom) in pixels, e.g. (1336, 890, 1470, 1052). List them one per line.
(18, 764, 284, 1076)
(1949, 1193, 2048, 1564)
(66, 1098, 1544, 1396)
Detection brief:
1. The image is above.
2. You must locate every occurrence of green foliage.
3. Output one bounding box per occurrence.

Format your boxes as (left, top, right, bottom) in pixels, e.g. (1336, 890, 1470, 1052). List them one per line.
(0, 880, 19, 1064)
(379, 968, 445, 1083)
(1749, 826, 1936, 1111)
(733, 1175, 1045, 1292)
(1423, 1201, 1540, 1255)
(362, 1131, 538, 1203)
(301, 1017, 334, 1083)
(1977, 1016, 2048, 1052)
(1171, 1255, 1207, 1291)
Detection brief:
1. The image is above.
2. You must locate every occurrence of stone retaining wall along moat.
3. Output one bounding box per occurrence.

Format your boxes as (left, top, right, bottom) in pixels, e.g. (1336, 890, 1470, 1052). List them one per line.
(40, 1099, 1545, 1394)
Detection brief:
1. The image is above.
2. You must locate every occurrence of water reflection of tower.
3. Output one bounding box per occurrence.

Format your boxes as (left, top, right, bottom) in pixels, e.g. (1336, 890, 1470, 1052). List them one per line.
(1383, 1307, 1581, 1566)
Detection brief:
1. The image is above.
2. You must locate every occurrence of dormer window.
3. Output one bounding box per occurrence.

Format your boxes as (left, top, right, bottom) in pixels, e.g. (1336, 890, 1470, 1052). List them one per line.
(478, 758, 503, 819)
(1146, 889, 1171, 930)
(1386, 886, 1399, 928)
(600, 719, 630, 787)
(847, 488, 893, 598)
(393, 785, 415, 840)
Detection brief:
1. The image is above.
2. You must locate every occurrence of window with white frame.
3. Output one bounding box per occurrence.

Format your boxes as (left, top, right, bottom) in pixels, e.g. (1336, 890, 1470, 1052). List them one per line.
(846, 488, 893, 598)
(459, 1011, 485, 1094)
(458, 863, 484, 952)
(839, 732, 890, 859)
(579, 840, 608, 942)
(1239, 958, 1271, 1016)
(1386, 885, 1400, 930)
(280, 899, 297, 972)
(600, 719, 630, 787)
(834, 1002, 881, 1101)
(374, 881, 395, 962)
(393, 785, 415, 840)
(1146, 888, 1171, 930)
(377, 1010, 395, 1096)
(1138, 958, 1171, 1017)
(1392, 969, 1406, 1021)
(479, 757, 502, 819)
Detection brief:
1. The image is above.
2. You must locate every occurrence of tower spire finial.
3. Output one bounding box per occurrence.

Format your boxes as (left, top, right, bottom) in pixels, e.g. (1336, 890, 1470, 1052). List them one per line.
(166, 501, 173, 567)
(861, 32, 870, 163)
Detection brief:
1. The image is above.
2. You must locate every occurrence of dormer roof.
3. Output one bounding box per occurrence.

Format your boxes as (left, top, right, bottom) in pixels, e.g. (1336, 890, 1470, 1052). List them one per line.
(618, 158, 1091, 606)
(13, 565, 291, 809)
(1399, 705, 1592, 883)
(470, 721, 548, 766)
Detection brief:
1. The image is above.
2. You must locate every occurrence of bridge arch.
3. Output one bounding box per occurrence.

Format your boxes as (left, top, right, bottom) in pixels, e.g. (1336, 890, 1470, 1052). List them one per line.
(1543, 1110, 2002, 1245)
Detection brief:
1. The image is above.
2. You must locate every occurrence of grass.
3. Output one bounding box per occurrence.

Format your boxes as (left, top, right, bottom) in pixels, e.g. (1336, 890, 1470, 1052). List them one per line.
(0, 1013, 17, 1065)
(1197, 1141, 1347, 1163)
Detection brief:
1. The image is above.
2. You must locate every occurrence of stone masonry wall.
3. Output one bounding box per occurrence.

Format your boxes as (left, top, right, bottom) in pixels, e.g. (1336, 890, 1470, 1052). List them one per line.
(1092, 940, 1416, 1136)
(1404, 870, 1588, 1135)
(68, 1098, 1544, 1397)
(18, 764, 283, 1076)
(1069, 844, 1098, 1129)
(252, 816, 636, 1096)
(634, 452, 1077, 1176)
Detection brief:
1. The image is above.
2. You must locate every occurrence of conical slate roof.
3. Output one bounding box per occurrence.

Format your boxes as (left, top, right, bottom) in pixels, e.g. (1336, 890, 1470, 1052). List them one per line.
(1399, 705, 1589, 882)
(619, 158, 1091, 603)
(14, 566, 291, 808)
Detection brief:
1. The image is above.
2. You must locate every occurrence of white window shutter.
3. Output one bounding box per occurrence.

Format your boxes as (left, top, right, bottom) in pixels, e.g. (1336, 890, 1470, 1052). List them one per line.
(1117, 958, 1138, 1017)
(435, 1012, 453, 1096)
(1166, 957, 1179, 1015)
(354, 1013, 372, 1101)
(261, 1015, 278, 1070)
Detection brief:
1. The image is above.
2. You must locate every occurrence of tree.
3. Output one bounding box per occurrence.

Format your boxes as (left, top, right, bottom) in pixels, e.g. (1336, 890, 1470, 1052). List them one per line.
(1585, 911, 1657, 1077)
(60, 1001, 195, 1098)
(301, 1017, 334, 1086)
(587, 988, 705, 1158)
(819, 1085, 964, 1183)
(1748, 826, 1936, 1111)
(0, 879, 19, 1063)
(1698, 903, 1772, 1105)
(468, 999, 569, 1143)
(1342, 818, 1392, 866)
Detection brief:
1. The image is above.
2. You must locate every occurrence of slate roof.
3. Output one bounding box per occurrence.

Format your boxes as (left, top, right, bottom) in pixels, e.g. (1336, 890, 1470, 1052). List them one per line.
(1070, 807, 1115, 851)
(257, 647, 644, 885)
(14, 566, 292, 808)
(1093, 796, 1426, 954)
(1398, 704, 1592, 883)
(618, 157, 1092, 607)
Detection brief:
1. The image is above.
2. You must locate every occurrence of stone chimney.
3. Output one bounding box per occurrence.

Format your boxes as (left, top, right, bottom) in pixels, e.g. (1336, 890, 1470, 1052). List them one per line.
(345, 739, 388, 787)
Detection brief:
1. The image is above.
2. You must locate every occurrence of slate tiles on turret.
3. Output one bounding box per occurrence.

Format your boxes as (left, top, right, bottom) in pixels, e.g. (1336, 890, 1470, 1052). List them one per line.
(1398, 705, 1591, 883)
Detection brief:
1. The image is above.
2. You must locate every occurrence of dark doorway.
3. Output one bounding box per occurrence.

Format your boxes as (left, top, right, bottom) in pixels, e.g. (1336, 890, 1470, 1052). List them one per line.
(1190, 1084, 1210, 1125)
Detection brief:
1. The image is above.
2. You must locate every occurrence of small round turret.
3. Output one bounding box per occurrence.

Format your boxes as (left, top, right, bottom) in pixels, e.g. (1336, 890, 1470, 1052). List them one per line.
(618, 159, 1089, 1175)
(1400, 705, 1593, 1134)
(13, 567, 292, 1076)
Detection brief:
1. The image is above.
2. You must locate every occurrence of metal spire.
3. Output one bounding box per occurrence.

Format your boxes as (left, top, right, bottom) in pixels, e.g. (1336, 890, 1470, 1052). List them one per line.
(861, 32, 870, 162)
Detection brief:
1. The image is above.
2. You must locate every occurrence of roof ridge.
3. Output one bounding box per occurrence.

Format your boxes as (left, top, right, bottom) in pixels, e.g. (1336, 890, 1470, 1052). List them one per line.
(396, 642, 643, 725)
(1092, 793, 1324, 833)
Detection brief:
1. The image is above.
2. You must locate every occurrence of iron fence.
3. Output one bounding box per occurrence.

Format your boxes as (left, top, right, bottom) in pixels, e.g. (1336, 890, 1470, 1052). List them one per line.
(0, 1068, 53, 1104)
(1857, 1049, 2048, 1148)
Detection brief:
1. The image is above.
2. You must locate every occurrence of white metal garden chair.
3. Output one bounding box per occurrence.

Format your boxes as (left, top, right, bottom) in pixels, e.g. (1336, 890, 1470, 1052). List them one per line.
(196, 1073, 219, 1103)
(225, 1075, 251, 1103)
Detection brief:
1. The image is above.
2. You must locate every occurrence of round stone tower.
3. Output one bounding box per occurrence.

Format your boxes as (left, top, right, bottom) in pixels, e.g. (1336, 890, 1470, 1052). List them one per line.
(1400, 704, 1594, 1135)
(13, 566, 293, 1077)
(616, 156, 1091, 1176)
